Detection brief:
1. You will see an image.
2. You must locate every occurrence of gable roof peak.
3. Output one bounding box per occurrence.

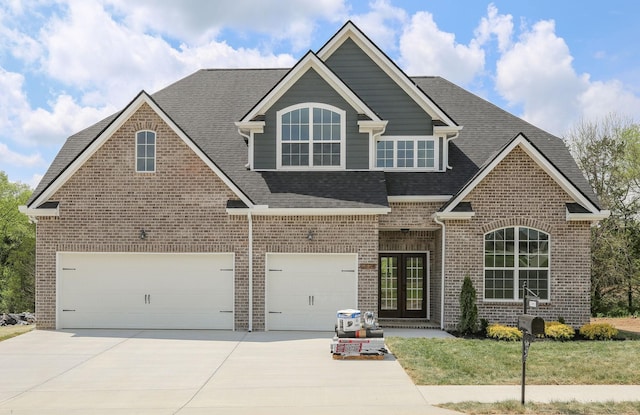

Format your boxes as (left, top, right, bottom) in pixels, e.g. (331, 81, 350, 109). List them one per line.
(317, 21, 458, 128)
(240, 49, 381, 123)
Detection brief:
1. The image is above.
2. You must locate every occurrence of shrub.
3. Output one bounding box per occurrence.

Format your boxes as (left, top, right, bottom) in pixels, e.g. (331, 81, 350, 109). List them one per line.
(478, 318, 489, 337)
(458, 275, 478, 335)
(544, 321, 575, 340)
(487, 324, 522, 341)
(579, 323, 619, 340)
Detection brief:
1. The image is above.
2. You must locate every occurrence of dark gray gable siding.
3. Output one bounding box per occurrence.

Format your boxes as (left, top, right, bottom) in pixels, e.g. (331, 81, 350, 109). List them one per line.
(253, 68, 369, 170)
(324, 37, 432, 136)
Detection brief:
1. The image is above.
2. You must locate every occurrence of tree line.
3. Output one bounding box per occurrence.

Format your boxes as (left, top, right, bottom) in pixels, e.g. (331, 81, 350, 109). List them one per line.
(566, 113, 640, 316)
(0, 171, 35, 313)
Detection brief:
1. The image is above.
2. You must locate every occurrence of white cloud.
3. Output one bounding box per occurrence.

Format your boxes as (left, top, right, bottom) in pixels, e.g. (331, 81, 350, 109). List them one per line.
(105, 0, 348, 51)
(351, 0, 408, 52)
(0, 68, 31, 137)
(0, 142, 44, 167)
(495, 20, 589, 135)
(578, 79, 640, 123)
(0, 65, 113, 148)
(27, 173, 43, 189)
(39, 0, 298, 110)
(398, 11, 485, 85)
(475, 3, 513, 52)
(21, 94, 115, 145)
(494, 18, 640, 135)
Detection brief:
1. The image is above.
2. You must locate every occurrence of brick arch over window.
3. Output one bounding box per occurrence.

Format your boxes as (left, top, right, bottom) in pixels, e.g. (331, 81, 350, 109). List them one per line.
(132, 121, 160, 132)
(480, 217, 552, 235)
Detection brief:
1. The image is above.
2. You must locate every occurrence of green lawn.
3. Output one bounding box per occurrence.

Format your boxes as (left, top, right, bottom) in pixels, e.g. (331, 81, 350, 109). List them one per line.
(385, 337, 640, 385)
(441, 400, 640, 414)
(0, 325, 34, 342)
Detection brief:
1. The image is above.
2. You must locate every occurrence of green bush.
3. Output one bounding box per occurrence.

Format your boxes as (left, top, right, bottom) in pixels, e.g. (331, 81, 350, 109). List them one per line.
(544, 321, 575, 340)
(458, 275, 478, 335)
(486, 324, 522, 341)
(579, 323, 619, 340)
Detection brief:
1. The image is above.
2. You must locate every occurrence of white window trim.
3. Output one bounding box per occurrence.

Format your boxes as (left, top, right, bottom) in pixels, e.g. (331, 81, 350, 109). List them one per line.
(373, 135, 440, 171)
(276, 103, 346, 170)
(482, 226, 551, 303)
(135, 130, 156, 173)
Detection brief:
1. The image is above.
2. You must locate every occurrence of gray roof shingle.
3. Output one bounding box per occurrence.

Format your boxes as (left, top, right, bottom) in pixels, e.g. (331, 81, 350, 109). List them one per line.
(28, 70, 599, 211)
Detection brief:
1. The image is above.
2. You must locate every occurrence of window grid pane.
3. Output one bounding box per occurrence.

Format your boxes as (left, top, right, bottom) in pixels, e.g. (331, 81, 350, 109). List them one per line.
(376, 140, 394, 168)
(380, 257, 398, 310)
(397, 140, 414, 167)
(282, 106, 342, 167)
(484, 227, 549, 300)
(311, 108, 340, 166)
(417, 140, 435, 168)
(136, 131, 156, 172)
(405, 257, 423, 311)
(282, 143, 309, 166)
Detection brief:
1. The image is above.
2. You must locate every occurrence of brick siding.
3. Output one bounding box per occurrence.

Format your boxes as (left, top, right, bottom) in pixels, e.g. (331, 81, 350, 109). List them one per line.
(441, 147, 592, 329)
(33, 105, 591, 332)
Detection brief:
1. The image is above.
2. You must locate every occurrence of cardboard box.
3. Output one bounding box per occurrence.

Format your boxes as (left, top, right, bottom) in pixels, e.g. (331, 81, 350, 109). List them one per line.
(337, 309, 362, 332)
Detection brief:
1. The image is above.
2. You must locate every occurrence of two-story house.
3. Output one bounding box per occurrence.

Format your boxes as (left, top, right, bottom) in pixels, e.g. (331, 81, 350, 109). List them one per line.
(21, 21, 608, 331)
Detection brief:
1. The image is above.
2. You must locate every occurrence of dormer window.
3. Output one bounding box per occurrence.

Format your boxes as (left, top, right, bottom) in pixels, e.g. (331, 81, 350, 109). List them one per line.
(277, 103, 346, 169)
(136, 130, 156, 173)
(375, 136, 438, 170)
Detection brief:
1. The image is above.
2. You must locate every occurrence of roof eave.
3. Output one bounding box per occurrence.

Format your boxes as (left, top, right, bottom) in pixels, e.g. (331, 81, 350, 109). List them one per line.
(566, 209, 611, 222)
(227, 207, 391, 216)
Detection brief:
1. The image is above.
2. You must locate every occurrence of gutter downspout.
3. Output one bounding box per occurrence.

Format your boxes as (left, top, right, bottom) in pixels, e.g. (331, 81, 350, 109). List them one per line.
(445, 131, 460, 170)
(433, 215, 446, 330)
(247, 211, 253, 332)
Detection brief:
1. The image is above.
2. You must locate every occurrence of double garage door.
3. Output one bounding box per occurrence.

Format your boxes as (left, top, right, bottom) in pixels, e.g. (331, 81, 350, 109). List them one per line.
(58, 253, 234, 330)
(266, 253, 358, 331)
(57, 252, 357, 331)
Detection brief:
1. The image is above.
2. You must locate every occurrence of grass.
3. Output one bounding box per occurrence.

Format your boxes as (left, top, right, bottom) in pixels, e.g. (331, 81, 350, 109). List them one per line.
(0, 324, 35, 342)
(441, 400, 640, 414)
(385, 337, 640, 385)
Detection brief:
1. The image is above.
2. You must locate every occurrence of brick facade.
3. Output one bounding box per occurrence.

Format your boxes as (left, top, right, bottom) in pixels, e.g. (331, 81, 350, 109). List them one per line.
(441, 147, 592, 329)
(34, 104, 380, 330)
(35, 104, 250, 329)
(33, 105, 592, 332)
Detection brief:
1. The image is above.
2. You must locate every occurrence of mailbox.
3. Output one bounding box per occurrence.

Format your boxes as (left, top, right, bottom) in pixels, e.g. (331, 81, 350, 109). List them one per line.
(518, 314, 545, 335)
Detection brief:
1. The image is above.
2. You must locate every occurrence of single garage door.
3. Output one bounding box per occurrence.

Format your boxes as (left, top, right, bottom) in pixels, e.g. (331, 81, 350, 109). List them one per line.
(266, 253, 358, 331)
(58, 253, 234, 329)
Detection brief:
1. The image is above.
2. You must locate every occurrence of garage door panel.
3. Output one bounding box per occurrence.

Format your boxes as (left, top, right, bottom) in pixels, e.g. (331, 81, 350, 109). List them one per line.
(58, 253, 234, 329)
(266, 253, 357, 331)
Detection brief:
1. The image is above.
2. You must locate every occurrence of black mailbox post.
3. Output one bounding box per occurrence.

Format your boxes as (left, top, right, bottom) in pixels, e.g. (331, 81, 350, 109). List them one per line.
(519, 281, 544, 405)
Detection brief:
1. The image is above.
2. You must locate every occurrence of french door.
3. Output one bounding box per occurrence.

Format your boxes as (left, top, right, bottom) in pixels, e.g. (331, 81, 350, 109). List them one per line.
(379, 253, 427, 318)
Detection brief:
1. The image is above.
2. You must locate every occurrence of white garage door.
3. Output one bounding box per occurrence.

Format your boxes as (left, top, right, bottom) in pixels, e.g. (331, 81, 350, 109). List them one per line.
(266, 253, 358, 331)
(58, 253, 234, 330)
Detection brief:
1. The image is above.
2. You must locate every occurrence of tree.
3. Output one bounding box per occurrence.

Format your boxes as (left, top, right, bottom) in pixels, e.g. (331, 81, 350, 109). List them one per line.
(565, 114, 640, 315)
(0, 171, 35, 312)
(458, 274, 478, 334)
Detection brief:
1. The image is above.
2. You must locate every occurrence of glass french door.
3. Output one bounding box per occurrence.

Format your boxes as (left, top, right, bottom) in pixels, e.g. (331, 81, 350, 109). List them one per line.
(379, 253, 427, 318)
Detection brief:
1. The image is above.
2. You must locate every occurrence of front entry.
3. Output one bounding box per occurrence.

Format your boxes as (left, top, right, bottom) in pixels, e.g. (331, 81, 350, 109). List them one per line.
(379, 253, 428, 318)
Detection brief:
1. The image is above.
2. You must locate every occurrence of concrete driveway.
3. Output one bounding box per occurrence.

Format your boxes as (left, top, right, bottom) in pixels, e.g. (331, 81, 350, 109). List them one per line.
(0, 329, 459, 415)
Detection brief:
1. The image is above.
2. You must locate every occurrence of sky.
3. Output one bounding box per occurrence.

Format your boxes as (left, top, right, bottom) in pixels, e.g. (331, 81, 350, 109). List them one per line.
(1, 0, 640, 188)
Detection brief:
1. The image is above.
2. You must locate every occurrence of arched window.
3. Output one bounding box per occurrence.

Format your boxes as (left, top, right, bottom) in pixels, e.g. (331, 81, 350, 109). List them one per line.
(484, 227, 550, 300)
(136, 131, 156, 172)
(277, 103, 345, 169)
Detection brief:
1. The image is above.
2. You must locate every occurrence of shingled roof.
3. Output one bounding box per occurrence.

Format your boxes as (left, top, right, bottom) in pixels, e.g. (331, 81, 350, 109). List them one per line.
(27, 69, 599, 210)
